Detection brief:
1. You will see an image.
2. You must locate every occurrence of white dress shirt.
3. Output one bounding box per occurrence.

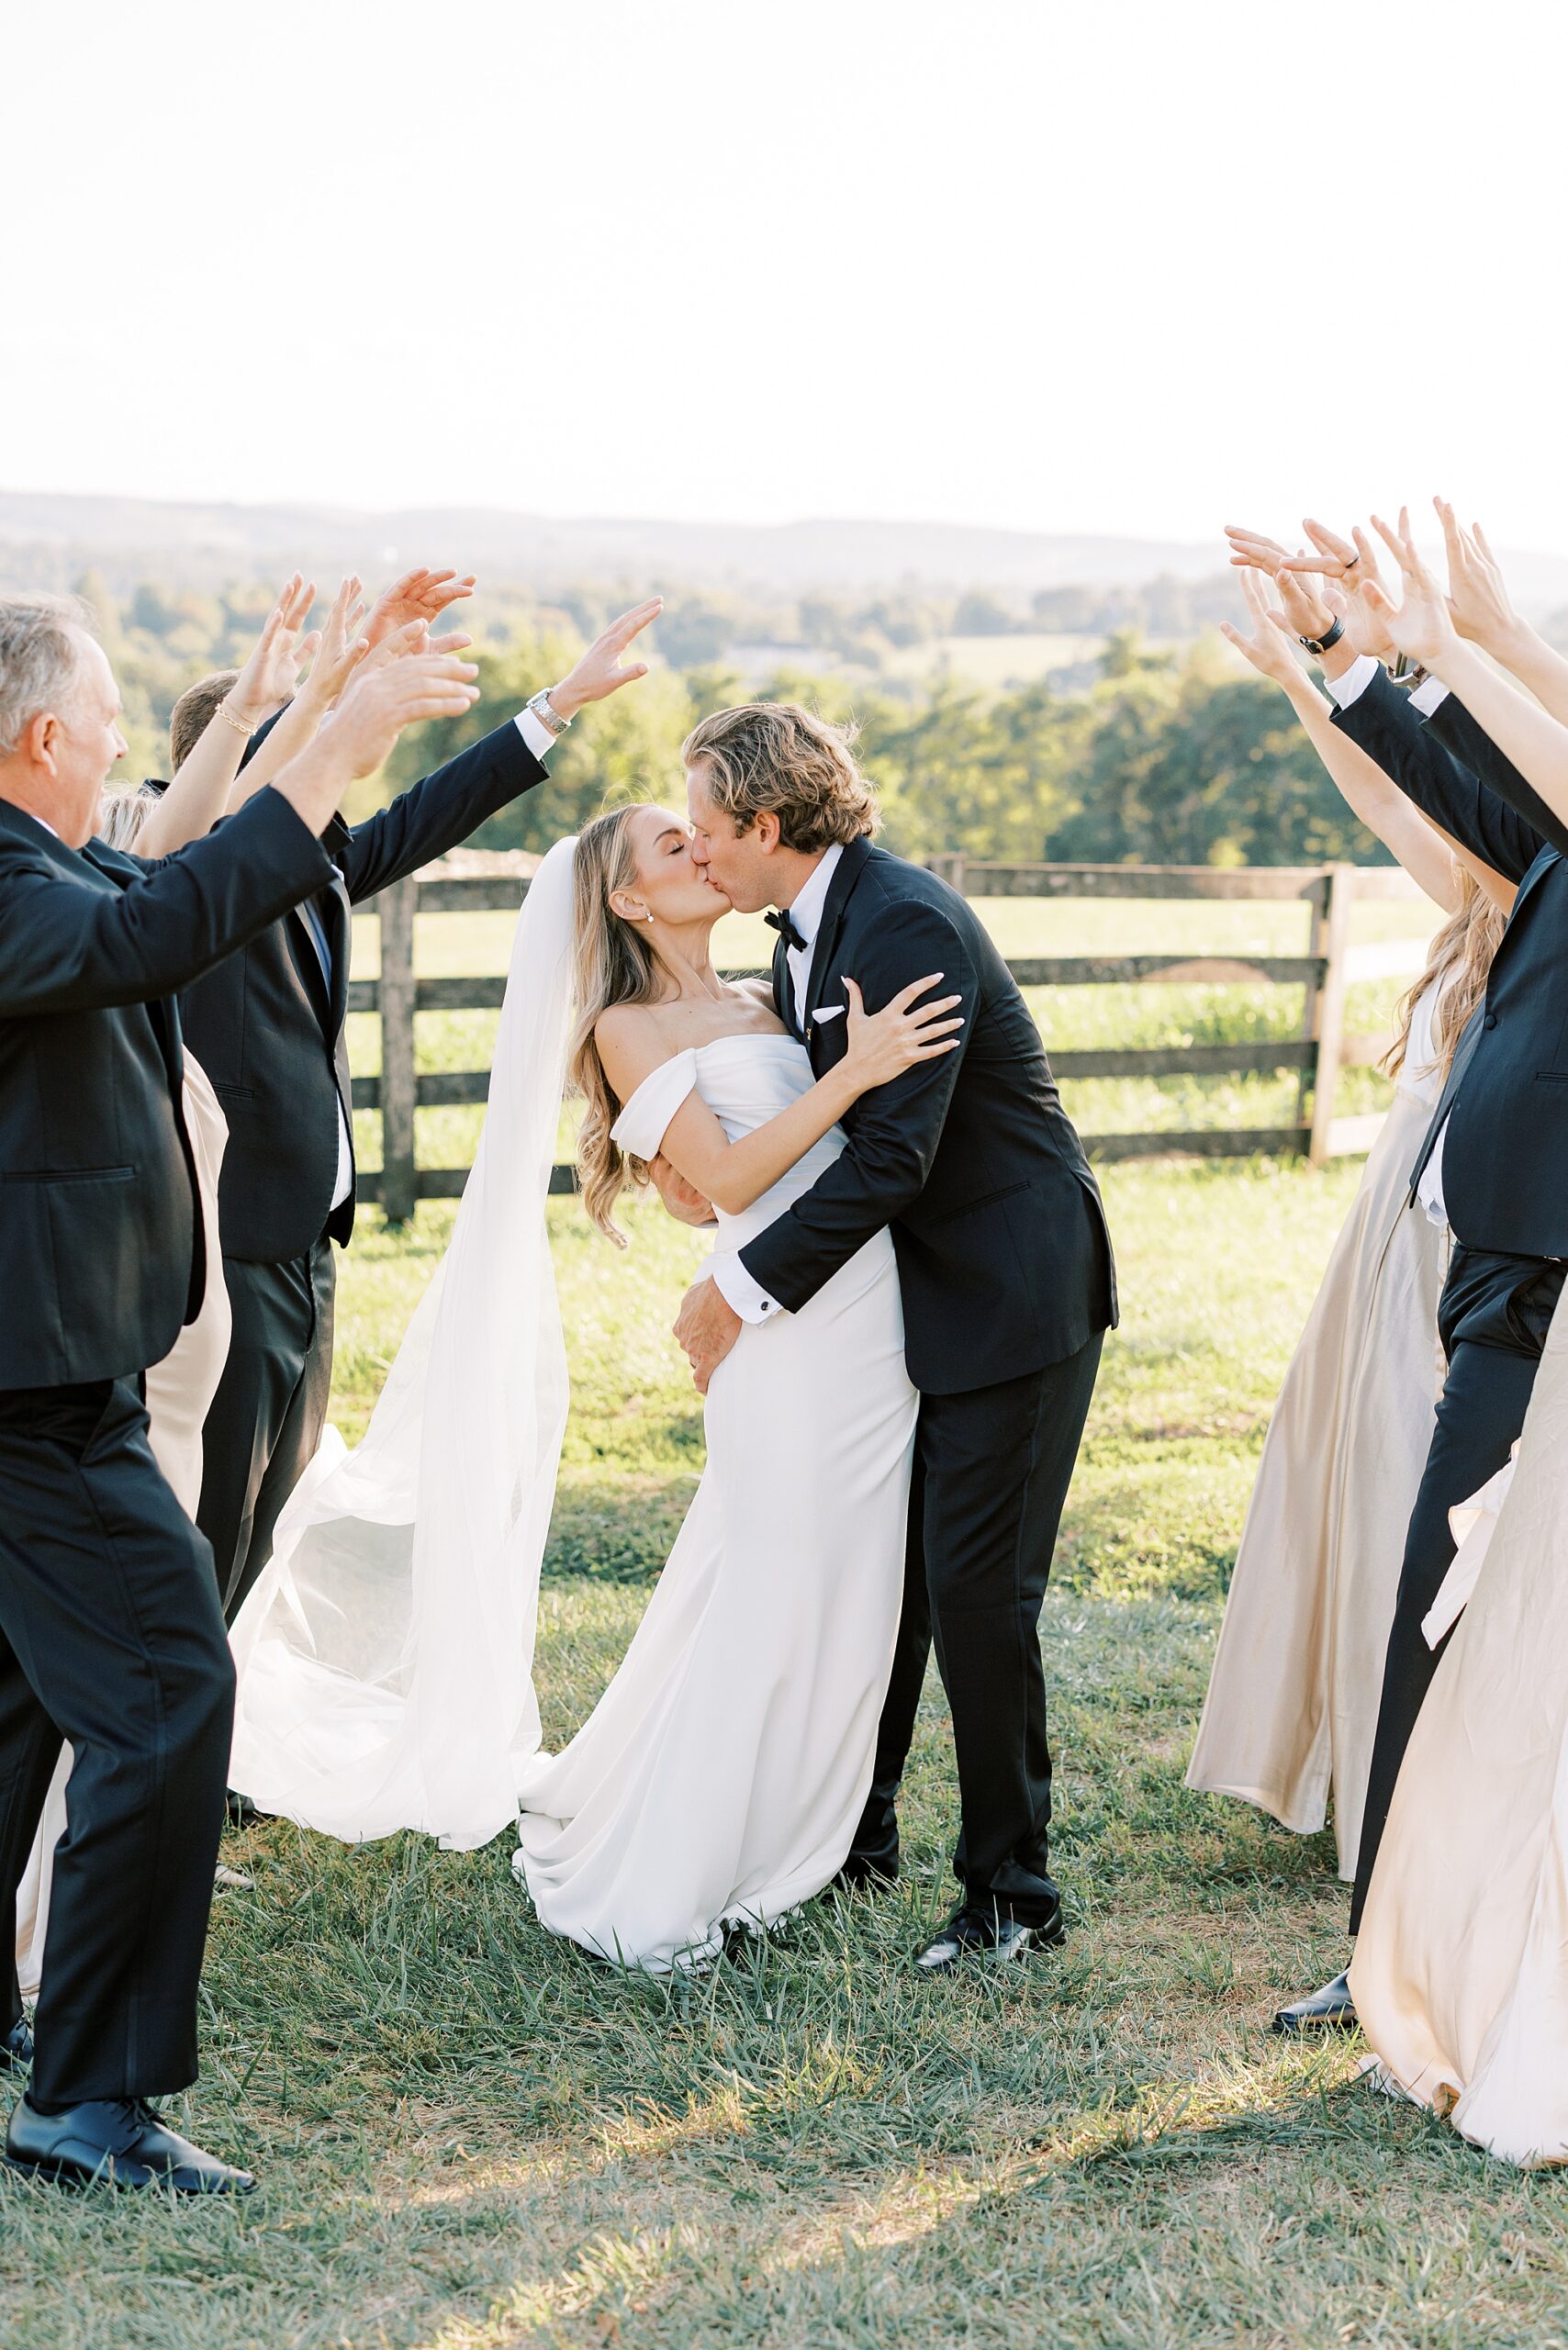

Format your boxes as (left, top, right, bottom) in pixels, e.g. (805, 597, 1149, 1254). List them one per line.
(710, 843, 845, 1325)
(1324, 656, 1453, 1219)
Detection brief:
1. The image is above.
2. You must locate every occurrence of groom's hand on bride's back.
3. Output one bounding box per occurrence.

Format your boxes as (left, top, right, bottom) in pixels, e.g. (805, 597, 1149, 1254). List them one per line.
(647, 1153, 717, 1228)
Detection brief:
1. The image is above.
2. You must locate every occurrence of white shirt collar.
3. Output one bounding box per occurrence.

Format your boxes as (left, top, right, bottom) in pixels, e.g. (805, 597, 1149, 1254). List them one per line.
(783, 842, 843, 950)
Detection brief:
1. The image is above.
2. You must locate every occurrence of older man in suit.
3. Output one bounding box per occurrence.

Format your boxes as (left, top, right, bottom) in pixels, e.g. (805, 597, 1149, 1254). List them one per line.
(0, 596, 479, 2192)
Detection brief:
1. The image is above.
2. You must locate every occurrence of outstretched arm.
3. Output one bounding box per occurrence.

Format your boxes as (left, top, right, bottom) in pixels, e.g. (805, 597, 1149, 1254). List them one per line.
(599, 975, 963, 1218)
(335, 597, 663, 902)
(1356, 509, 1568, 855)
(1220, 562, 1508, 912)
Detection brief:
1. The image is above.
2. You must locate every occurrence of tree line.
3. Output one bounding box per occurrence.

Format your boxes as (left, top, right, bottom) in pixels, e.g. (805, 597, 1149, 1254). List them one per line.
(76, 576, 1406, 867)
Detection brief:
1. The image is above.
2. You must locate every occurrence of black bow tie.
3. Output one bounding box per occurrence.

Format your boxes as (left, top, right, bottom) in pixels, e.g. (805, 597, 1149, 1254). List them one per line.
(766, 907, 808, 955)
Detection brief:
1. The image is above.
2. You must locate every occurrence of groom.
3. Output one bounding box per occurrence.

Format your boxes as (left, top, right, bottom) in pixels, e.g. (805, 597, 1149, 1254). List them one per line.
(671, 702, 1116, 1970)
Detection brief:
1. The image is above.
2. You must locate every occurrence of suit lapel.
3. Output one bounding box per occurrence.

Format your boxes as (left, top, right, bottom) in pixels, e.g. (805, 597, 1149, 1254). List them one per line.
(1507, 842, 1559, 926)
(802, 837, 875, 1041)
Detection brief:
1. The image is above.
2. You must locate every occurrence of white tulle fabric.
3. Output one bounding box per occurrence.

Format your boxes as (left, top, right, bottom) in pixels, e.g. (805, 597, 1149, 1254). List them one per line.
(513, 1032, 918, 1969)
(227, 837, 579, 1851)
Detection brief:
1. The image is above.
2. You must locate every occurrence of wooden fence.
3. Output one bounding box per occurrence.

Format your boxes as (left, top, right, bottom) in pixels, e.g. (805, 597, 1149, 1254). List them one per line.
(350, 856, 1430, 1223)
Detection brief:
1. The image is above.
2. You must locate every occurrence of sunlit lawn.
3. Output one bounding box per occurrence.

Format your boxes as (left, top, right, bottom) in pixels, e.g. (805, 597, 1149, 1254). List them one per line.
(14, 889, 1547, 2350)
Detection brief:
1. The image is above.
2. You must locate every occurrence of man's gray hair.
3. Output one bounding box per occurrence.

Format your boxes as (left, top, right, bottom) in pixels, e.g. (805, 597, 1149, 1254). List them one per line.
(0, 595, 97, 757)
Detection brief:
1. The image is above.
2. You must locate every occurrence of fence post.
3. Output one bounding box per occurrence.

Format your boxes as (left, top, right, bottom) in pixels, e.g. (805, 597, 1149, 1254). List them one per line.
(378, 875, 418, 1224)
(928, 851, 968, 894)
(1306, 863, 1355, 1166)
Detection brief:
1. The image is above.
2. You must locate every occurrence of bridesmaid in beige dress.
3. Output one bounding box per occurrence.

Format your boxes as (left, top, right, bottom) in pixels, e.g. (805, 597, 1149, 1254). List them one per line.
(1350, 1296, 1568, 2165)
(1186, 563, 1510, 1879)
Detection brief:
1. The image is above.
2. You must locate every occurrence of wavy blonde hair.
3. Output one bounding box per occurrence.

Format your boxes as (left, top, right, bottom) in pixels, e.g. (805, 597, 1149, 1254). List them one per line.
(569, 805, 669, 1244)
(682, 701, 879, 851)
(1383, 865, 1507, 1086)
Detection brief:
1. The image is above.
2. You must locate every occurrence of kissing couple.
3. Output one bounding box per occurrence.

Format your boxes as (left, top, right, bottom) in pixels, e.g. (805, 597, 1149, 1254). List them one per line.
(229, 701, 1117, 1974)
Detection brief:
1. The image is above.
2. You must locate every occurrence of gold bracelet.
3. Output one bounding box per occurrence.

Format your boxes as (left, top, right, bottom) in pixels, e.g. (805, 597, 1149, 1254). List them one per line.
(217, 699, 258, 738)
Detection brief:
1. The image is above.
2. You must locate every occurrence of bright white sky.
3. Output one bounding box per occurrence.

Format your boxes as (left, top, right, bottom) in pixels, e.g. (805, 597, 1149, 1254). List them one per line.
(6, 0, 1565, 554)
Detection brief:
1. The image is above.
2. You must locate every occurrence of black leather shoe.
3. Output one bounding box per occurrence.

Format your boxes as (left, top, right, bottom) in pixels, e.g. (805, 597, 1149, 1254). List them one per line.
(4, 2095, 257, 2194)
(226, 1788, 268, 1830)
(915, 1900, 1065, 1973)
(1272, 1971, 1358, 2035)
(1, 2019, 32, 2074)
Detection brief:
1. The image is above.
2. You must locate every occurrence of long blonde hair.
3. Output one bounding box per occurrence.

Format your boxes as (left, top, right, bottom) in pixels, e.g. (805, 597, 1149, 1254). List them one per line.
(568, 805, 668, 1244)
(96, 784, 161, 852)
(1383, 866, 1507, 1086)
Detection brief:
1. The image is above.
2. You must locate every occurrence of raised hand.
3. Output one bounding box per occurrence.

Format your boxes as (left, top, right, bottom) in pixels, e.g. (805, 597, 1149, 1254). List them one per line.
(550, 599, 664, 719)
(1280, 520, 1396, 660)
(1219, 565, 1308, 688)
(228, 573, 319, 726)
(296, 575, 370, 711)
(1224, 525, 1340, 634)
(1437, 498, 1518, 650)
(363, 566, 477, 653)
(315, 649, 482, 781)
(1360, 508, 1462, 671)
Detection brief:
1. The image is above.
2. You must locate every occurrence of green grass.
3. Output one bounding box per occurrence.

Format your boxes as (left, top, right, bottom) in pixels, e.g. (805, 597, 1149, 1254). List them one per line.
(12, 1154, 1568, 2350)
(16, 889, 1535, 2350)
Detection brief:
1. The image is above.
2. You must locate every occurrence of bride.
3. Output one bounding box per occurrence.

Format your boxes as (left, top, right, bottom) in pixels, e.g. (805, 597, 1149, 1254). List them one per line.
(229, 804, 960, 1967)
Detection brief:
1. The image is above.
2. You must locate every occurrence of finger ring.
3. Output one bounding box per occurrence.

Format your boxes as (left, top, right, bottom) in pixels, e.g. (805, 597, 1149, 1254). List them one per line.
(1343, 555, 1359, 573)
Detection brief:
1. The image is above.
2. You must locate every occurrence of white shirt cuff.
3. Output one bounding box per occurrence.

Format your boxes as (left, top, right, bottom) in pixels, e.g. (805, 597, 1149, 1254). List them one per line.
(514, 707, 558, 762)
(1324, 654, 1381, 710)
(1409, 675, 1451, 718)
(711, 1250, 781, 1326)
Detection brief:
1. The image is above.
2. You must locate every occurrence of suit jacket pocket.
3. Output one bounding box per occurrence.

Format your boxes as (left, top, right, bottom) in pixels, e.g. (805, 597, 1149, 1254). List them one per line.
(1, 1164, 135, 1186)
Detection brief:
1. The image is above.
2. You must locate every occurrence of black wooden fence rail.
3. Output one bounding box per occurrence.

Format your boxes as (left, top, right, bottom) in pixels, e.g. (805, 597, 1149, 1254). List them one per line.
(350, 856, 1428, 1223)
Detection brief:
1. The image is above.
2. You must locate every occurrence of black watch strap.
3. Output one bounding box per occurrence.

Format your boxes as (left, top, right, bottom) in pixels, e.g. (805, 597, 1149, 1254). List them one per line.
(1299, 615, 1345, 657)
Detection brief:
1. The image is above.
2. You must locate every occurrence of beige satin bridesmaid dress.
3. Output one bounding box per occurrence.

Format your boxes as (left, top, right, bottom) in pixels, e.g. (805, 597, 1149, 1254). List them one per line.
(1186, 980, 1450, 1881)
(1351, 1289, 1568, 2166)
(15, 1058, 231, 1999)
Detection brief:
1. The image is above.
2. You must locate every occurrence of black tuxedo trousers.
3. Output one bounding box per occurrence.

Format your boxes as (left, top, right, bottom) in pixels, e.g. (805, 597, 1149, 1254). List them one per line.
(850, 1329, 1106, 1919)
(1350, 1244, 1563, 1932)
(0, 1382, 233, 2109)
(199, 1238, 335, 1623)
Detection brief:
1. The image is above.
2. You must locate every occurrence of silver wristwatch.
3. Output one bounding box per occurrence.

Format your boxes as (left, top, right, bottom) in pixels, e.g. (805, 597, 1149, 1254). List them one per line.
(526, 688, 571, 738)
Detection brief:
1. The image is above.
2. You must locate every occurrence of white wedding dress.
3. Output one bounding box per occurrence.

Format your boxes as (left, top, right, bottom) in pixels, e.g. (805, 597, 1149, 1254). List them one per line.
(227, 837, 917, 1972)
(513, 1035, 918, 1969)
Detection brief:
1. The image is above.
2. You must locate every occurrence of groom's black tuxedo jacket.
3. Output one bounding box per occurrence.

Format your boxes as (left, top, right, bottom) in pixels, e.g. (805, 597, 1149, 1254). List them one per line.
(1334, 669, 1568, 1256)
(741, 836, 1116, 1393)
(0, 788, 334, 1391)
(177, 720, 546, 1264)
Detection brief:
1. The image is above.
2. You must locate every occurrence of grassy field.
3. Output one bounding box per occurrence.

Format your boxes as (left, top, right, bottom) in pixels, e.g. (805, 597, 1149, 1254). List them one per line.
(11, 1165, 1568, 2350)
(18, 891, 1566, 2350)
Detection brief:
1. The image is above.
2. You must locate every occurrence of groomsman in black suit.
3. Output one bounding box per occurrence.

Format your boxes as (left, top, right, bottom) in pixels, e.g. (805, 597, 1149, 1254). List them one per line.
(0, 596, 480, 2190)
(672, 703, 1115, 1971)
(188, 588, 662, 1631)
(1271, 529, 1568, 2032)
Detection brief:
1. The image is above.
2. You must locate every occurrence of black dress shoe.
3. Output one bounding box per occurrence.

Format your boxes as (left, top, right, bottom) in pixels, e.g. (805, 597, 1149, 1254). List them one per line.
(5, 2094, 257, 2194)
(915, 1900, 1065, 1974)
(1, 2018, 32, 2074)
(226, 1788, 267, 1830)
(1272, 1970, 1359, 2035)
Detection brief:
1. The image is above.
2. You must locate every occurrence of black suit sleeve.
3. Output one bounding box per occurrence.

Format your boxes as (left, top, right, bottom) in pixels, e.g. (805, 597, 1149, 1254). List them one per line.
(1332, 666, 1543, 882)
(739, 901, 974, 1313)
(336, 722, 547, 904)
(0, 788, 334, 1017)
(1424, 693, 1568, 859)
